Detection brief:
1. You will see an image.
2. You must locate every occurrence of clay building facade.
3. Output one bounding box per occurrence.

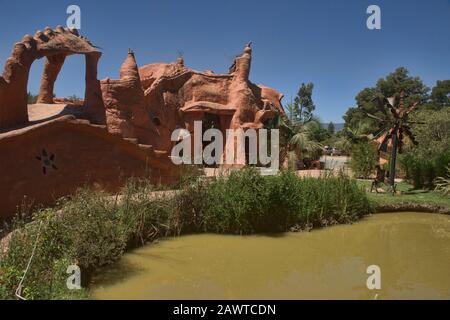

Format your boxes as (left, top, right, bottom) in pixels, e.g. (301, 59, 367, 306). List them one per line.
(0, 27, 284, 218)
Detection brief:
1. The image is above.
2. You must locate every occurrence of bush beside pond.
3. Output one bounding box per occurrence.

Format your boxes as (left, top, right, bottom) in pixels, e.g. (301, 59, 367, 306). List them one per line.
(0, 169, 371, 300)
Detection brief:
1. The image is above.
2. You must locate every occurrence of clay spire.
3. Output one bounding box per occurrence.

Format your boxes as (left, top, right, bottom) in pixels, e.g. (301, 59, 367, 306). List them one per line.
(244, 42, 252, 56)
(176, 56, 185, 67)
(233, 42, 252, 81)
(119, 49, 140, 81)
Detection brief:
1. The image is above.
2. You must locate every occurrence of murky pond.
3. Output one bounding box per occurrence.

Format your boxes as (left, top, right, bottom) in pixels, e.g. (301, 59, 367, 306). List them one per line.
(90, 213, 450, 300)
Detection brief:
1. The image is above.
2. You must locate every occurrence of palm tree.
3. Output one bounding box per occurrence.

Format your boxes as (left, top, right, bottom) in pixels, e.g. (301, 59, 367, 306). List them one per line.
(366, 91, 422, 194)
(332, 121, 372, 155)
(280, 117, 323, 169)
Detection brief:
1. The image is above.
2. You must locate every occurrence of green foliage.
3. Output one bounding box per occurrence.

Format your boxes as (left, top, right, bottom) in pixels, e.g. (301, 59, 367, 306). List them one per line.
(430, 80, 450, 109)
(279, 117, 324, 167)
(67, 95, 82, 101)
(0, 211, 90, 300)
(179, 168, 371, 233)
(327, 122, 335, 135)
(27, 92, 38, 104)
(409, 108, 450, 156)
(309, 121, 331, 143)
(342, 68, 449, 186)
(350, 142, 378, 179)
(203, 169, 272, 233)
(435, 166, 450, 196)
(344, 67, 430, 133)
(376, 67, 429, 100)
(288, 83, 316, 124)
(332, 131, 352, 154)
(289, 121, 323, 156)
(358, 180, 450, 209)
(0, 170, 371, 299)
(399, 108, 450, 189)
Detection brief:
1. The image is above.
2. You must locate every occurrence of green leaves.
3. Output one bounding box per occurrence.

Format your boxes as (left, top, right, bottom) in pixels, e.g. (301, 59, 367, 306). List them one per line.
(345, 67, 430, 133)
(435, 166, 450, 196)
(349, 141, 378, 179)
(287, 82, 316, 125)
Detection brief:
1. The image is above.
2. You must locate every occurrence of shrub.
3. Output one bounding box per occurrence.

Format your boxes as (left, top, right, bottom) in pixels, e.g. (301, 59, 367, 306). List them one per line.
(177, 168, 371, 233)
(400, 152, 450, 189)
(435, 166, 450, 196)
(399, 108, 450, 189)
(0, 211, 90, 300)
(350, 142, 378, 179)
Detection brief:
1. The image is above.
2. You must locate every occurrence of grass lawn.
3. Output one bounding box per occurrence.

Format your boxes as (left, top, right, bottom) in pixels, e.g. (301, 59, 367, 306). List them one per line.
(357, 180, 450, 209)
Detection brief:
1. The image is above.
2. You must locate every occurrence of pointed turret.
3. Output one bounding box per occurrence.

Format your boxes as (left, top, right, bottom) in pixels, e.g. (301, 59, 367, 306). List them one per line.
(233, 42, 252, 81)
(176, 56, 185, 67)
(120, 49, 140, 81)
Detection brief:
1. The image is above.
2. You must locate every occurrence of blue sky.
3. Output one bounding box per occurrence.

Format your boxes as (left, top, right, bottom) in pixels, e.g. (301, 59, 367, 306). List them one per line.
(0, 0, 449, 122)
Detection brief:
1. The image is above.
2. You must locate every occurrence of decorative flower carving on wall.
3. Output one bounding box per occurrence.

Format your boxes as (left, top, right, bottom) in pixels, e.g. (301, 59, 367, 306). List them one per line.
(36, 149, 58, 175)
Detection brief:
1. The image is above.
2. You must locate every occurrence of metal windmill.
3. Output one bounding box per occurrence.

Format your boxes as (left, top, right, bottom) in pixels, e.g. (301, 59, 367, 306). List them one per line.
(366, 91, 422, 194)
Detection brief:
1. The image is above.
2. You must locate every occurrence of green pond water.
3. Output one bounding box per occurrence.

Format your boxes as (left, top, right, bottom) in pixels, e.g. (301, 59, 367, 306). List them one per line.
(90, 212, 450, 300)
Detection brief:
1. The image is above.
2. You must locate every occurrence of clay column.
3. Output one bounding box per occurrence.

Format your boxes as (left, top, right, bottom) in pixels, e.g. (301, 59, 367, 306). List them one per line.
(84, 52, 105, 123)
(37, 54, 67, 104)
(0, 40, 35, 128)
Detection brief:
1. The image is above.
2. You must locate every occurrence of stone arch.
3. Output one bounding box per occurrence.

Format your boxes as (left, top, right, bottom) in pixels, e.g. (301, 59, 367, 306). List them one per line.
(0, 26, 105, 129)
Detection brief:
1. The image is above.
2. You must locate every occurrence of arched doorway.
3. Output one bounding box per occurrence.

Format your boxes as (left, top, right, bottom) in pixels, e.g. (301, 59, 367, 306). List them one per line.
(202, 113, 221, 167)
(28, 54, 87, 123)
(0, 26, 105, 130)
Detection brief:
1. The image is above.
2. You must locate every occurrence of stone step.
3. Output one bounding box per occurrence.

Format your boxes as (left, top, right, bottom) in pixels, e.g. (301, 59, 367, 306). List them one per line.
(154, 150, 168, 158)
(90, 124, 107, 130)
(124, 138, 139, 145)
(75, 119, 91, 125)
(138, 144, 153, 151)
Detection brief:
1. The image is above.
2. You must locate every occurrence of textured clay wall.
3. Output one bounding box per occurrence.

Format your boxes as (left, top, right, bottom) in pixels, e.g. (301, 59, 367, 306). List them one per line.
(0, 116, 177, 219)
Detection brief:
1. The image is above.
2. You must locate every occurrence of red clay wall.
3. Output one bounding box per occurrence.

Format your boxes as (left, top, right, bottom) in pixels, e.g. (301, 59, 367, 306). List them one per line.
(0, 116, 177, 219)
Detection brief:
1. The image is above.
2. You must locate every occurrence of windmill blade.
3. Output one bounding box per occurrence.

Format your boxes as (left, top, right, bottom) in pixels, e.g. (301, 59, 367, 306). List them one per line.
(406, 101, 420, 115)
(373, 125, 389, 139)
(365, 112, 385, 122)
(398, 127, 404, 141)
(378, 131, 392, 153)
(408, 121, 426, 125)
(385, 98, 399, 119)
(387, 96, 396, 108)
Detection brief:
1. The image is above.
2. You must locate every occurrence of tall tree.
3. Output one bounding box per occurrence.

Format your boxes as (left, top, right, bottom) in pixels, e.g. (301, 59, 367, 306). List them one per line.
(327, 122, 335, 135)
(430, 80, 450, 108)
(344, 67, 429, 133)
(293, 83, 316, 124)
(285, 102, 296, 123)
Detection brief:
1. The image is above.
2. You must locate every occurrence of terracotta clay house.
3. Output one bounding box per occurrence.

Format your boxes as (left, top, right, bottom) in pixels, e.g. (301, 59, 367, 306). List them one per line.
(0, 27, 285, 218)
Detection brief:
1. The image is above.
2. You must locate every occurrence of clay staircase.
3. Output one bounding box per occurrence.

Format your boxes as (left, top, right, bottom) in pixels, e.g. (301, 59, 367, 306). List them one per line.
(69, 117, 168, 159)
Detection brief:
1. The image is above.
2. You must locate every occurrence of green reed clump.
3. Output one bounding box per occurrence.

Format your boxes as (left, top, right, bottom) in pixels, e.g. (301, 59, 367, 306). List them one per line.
(203, 168, 271, 234)
(1, 168, 371, 299)
(176, 168, 371, 234)
(118, 179, 175, 247)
